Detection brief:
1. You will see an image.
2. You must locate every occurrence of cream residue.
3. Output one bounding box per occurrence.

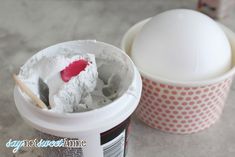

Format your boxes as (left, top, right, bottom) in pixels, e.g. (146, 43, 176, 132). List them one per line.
(49, 54, 98, 113)
(18, 42, 132, 113)
(19, 49, 99, 113)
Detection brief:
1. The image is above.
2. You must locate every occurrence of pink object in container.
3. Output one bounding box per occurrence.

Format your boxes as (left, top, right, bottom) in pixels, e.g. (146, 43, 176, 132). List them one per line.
(121, 18, 235, 134)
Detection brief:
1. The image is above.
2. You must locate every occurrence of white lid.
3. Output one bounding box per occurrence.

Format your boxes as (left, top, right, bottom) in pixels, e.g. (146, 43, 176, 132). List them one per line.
(122, 18, 235, 87)
(132, 9, 232, 81)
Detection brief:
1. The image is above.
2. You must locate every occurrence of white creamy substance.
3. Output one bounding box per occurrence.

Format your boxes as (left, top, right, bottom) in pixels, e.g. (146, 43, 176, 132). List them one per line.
(47, 53, 98, 113)
(18, 43, 132, 113)
(18, 49, 111, 113)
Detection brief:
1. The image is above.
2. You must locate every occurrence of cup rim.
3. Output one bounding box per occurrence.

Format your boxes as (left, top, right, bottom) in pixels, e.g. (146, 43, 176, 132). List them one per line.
(121, 18, 235, 87)
(14, 40, 142, 134)
(15, 40, 138, 118)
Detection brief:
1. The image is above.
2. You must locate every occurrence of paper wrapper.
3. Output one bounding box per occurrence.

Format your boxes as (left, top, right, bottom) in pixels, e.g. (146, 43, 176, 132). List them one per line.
(136, 76, 233, 134)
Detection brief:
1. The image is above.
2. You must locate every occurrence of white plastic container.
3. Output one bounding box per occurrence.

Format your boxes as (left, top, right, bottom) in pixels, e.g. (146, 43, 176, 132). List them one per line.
(14, 40, 142, 157)
(121, 18, 235, 134)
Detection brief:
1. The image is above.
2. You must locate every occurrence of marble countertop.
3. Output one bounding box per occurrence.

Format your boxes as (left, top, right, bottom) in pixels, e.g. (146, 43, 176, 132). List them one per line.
(1, 0, 235, 157)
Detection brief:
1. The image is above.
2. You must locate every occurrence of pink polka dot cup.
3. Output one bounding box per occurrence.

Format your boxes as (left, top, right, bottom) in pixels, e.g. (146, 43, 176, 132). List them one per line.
(121, 19, 235, 134)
